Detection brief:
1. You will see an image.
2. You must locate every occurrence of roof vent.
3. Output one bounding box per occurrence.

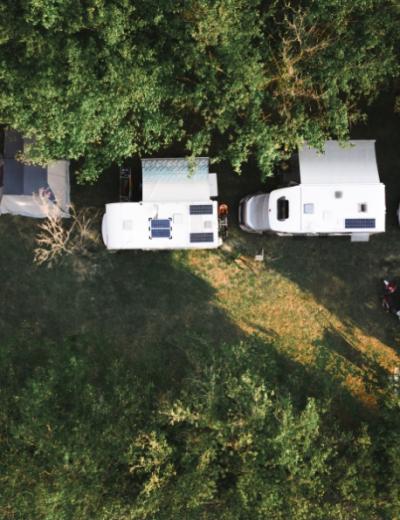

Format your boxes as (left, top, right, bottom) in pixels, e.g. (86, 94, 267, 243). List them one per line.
(334, 191, 342, 199)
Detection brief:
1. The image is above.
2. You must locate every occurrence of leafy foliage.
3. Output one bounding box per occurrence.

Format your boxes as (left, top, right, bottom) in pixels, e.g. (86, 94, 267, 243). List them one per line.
(1, 334, 400, 519)
(0, 1, 399, 180)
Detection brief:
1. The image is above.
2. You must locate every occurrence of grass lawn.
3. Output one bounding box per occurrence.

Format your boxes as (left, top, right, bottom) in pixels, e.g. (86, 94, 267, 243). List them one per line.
(0, 94, 399, 415)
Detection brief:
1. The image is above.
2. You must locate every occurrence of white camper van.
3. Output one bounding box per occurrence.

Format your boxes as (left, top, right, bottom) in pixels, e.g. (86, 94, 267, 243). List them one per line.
(239, 141, 385, 242)
(102, 157, 222, 250)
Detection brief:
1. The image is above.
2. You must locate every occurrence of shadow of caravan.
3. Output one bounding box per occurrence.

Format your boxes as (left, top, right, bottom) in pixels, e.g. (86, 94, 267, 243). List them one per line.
(239, 141, 386, 242)
(102, 157, 224, 250)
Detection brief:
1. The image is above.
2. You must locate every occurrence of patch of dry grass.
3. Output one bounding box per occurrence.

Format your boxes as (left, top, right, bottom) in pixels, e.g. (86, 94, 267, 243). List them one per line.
(182, 230, 400, 406)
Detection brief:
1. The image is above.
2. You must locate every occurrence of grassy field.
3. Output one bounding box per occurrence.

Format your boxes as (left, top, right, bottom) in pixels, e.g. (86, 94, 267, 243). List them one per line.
(1, 94, 399, 416)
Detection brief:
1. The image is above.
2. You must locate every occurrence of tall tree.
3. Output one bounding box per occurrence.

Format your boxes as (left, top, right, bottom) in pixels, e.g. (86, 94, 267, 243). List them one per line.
(0, 0, 399, 180)
(2, 335, 400, 519)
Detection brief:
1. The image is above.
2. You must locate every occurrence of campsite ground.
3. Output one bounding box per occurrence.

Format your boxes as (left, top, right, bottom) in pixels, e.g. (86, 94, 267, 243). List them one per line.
(0, 93, 399, 415)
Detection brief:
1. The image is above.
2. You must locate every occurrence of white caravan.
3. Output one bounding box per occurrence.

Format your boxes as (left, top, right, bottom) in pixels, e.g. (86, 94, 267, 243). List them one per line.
(102, 157, 221, 250)
(239, 140, 385, 242)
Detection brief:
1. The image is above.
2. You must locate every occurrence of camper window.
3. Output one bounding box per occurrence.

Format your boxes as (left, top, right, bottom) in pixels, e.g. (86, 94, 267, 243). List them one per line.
(277, 197, 289, 221)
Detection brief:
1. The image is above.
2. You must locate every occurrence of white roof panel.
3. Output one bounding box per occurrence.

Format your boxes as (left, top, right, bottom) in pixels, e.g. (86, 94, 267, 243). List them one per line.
(142, 157, 211, 202)
(102, 201, 220, 250)
(299, 140, 379, 185)
(268, 183, 385, 234)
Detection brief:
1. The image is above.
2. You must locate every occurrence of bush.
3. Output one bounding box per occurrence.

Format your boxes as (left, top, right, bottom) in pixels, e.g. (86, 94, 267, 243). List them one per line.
(1, 335, 399, 519)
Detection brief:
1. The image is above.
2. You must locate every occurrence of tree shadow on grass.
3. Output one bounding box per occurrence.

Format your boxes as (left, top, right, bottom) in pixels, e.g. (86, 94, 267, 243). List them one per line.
(315, 327, 367, 370)
(0, 214, 373, 424)
(312, 327, 391, 406)
(0, 239, 239, 356)
(0, 232, 243, 390)
(259, 233, 400, 353)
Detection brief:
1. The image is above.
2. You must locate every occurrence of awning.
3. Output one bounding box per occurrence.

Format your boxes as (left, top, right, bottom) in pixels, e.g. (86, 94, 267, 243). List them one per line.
(142, 157, 211, 202)
(299, 140, 380, 185)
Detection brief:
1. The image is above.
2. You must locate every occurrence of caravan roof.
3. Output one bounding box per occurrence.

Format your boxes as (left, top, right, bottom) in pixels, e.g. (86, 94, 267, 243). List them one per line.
(102, 201, 220, 250)
(268, 183, 385, 234)
(102, 157, 220, 250)
(268, 140, 385, 234)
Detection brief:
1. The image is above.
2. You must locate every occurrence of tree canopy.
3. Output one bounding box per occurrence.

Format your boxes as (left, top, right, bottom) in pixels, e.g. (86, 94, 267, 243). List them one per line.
(1, 334, 400, 519)
(0, 0, 399, 181)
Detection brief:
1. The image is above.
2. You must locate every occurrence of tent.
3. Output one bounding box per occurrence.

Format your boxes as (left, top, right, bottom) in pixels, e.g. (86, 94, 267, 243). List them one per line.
(0, 129, 70, 218)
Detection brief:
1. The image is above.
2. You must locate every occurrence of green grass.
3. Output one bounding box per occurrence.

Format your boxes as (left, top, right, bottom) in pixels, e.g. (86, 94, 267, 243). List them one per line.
(1, 94, 400, 412)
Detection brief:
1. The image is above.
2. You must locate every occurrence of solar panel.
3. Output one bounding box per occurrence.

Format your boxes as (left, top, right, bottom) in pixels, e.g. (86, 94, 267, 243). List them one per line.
(151, 228, 171, 238)
(190, 204, 213, 215)
(190, 232, 214, 243)
(345, 218, 376, 229)
(151, 219, 171, 229)
(150, 218, 172, 239)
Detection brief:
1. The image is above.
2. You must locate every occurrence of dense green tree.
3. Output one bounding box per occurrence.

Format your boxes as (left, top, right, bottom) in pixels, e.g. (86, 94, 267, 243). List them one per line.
(0, 1, 399, 181)
(1, 334, 400, 519)
(128, 340, 387, 519)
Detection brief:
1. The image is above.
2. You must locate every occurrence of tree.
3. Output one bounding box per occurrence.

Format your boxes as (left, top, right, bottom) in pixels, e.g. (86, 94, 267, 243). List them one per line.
(0, 0, 399, 181)
(2, 334, 400, 519)
(128, 340, 386, 519)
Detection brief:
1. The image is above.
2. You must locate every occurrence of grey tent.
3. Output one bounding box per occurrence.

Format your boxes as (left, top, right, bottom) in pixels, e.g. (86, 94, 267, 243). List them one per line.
(0, 129, 70, 218)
